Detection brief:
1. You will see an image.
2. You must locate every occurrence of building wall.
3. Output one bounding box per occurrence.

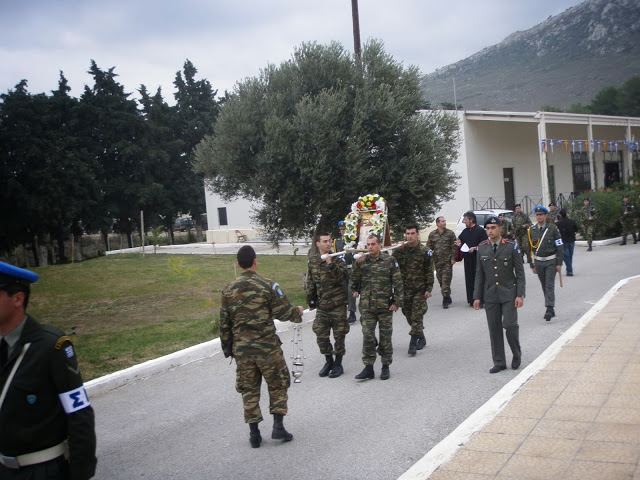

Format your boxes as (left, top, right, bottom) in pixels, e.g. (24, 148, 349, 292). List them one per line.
(204, 188, 257, 243)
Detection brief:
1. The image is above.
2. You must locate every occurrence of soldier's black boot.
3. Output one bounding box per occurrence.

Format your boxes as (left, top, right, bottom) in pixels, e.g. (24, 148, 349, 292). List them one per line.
(355, 364, 374, 380)
(634, 234, 638, 244)
(587, 244, 592, 252)
(328, 355, 344, 378)
(416, 332, 427, 350)
(271, 414, 293, 441)
(380, 364, 390, 380)
(544, 307, 554, 321)
(318, 355, 334, 377)
(408, 335, 417, 356)
(442, 297, 448, 309)
(445, 295, 453, 305)
(348, 311, 356, 324)
(249, 423, 262, 448)
(621, 236, 627, 245)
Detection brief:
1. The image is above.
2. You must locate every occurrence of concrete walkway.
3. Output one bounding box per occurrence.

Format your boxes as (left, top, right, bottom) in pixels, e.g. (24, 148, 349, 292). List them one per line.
(401, 275, 640, 480)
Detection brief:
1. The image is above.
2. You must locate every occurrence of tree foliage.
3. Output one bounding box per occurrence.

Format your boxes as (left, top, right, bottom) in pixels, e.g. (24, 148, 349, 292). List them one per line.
(195, 40, 459, 244)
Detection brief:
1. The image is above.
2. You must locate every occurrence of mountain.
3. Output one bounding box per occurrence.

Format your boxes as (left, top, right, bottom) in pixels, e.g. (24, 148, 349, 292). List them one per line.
(421, 0, 640, 112)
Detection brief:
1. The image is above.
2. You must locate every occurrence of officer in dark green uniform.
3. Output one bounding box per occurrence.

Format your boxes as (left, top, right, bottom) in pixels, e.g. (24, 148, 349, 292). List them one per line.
(473, 217, 525, 373)
(523, 206, 564, 321)
(0, 261, 96, 479)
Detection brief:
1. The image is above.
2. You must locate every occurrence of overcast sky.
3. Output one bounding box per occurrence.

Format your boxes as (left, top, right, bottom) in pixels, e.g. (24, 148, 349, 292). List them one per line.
(1, 0, 586, 102)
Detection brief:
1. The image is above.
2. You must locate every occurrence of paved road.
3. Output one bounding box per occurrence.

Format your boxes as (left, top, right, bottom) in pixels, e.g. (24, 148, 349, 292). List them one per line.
(92, 243, 640, 479)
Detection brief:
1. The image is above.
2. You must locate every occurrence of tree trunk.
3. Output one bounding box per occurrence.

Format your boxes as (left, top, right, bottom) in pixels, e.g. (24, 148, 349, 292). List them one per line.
(56, 232, 67, 264)
(74, 233, 83, 262)
(195, 217, 203, 242)
(102, 229, 109, 252)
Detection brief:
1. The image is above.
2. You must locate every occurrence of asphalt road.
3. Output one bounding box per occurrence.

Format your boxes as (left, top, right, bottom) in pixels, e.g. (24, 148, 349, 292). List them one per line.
(92, 243, 640, 479)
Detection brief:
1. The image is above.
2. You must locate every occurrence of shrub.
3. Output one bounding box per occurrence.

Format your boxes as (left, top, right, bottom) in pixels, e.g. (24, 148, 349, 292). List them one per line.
(568, 188, 638, 239)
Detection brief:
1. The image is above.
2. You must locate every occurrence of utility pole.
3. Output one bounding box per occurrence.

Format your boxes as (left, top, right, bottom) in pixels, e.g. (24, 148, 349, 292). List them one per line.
(351, 0, 361, 61)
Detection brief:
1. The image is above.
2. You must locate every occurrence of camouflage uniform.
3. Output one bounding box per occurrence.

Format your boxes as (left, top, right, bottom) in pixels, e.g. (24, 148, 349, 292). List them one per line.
(427, 228, 456, 297)
(500, 219, 514, 240)
(581, 203, 596, 247)
(620, 200, 636, 243)
(523, 222, 564, 311)
(546, 209, 558, 225)
(306, 254, 350, 356)
(393, 243, 433, 337)
(333, 237, 357, 315)
(350, 254, 403, 366)
(511, 212, 531, 256)
(220, 270, 301, 424)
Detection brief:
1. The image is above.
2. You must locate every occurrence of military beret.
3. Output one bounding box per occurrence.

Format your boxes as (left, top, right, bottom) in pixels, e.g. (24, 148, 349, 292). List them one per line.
(622, 194, 629, 199)
(533, 205, 549, 214)
(584, 197, 591, 201)
(484, 216, 501, 227)
(338, 221, 346, 228)
(514, 203, 521, 207)
(548, 202, 556, 207)
(0, 261, 39, 288)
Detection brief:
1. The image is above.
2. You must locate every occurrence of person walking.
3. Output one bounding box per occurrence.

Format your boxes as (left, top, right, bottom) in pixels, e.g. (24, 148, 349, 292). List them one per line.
(333, 221, 357, 323)
(351, 235, 403, 380)
(220, 246, 304, 448)
(620, 194, 637, 245)
(427, 216, 457, 309)
(524, 206, 564, 321)
(498, 213, 514, 240)
(393, 224, 433, 355)
(0, 261, 97, 479)
(473, 217, 525, 374)
(581, 197, 596, 252)
(556, 209, 578, 276)
(307, 232, 350, 378)
(511, 204, 531, 261)
(455, 212, 488, 307)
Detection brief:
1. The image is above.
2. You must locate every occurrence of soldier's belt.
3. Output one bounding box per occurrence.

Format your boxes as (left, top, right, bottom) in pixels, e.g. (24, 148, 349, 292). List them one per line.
(0, 441, 68, 469)
(534, 254, 556, 261)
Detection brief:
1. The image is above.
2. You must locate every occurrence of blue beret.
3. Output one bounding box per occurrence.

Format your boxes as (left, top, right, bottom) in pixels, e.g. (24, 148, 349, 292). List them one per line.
(484, 216, 501, 227)
(338, 221, 346, 227)
(533, 206, 549, 214)
(0, 261, 39, 287)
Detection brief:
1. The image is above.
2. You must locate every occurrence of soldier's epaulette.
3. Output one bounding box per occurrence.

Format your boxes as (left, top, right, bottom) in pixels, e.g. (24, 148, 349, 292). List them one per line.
(503, 239, 515, 244)
(479, 240, 489, 246)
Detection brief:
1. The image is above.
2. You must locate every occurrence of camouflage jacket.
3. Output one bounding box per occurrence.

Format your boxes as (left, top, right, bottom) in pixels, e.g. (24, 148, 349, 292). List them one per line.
(427, 228, 457, 264)
(500, 220, 514, 239)
(582, 204, 596, 223)
(511, 212, 531, 233)
(523, 223, 564, 268)
(220, 270, 301, 357)
(351, 253, 404, 311)
(393, 243, 433, 294)
(546, 211, 558, 225)
(306, 254, 348, 310)
(622, 202, 635, 218)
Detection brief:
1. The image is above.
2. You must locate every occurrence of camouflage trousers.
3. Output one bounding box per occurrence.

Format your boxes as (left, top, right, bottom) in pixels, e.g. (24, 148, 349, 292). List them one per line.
(434, 261, 453, 297)
(621, 217, 635, 237)
(360, 310, 393, 366)
(581, 222, 594, 245)
(312, 305, 350, 356)
(235, 349, 291, 424)
(515, 231, 530, 261)
(402, 291, 427, 335)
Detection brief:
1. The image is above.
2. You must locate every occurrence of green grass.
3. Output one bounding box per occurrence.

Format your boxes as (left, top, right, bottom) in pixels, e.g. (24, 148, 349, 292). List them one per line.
(27, 254, 308, 380)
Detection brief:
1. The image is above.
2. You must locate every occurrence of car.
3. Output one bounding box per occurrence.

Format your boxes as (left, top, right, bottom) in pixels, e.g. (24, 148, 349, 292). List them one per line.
(455, 209, 514, 237)
(173, 216, 194, 232)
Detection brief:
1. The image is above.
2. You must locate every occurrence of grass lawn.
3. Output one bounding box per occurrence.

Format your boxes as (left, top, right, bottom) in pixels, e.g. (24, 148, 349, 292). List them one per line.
(27, 254, 308, 380)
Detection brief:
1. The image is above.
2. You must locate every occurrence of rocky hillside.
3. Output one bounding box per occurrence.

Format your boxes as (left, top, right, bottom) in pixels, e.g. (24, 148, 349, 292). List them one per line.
(422, 0, 640, 112)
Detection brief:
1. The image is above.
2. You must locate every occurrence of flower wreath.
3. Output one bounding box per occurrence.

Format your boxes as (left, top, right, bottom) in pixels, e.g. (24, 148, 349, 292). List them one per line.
(343, 194, 387, 249)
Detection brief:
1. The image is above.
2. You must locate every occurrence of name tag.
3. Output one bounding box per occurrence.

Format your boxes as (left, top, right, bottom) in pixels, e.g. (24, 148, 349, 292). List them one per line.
(59, 386, 91, 414)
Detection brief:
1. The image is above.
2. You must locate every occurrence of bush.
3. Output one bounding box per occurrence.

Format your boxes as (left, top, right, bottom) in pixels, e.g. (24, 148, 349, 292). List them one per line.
(568, 188, 639, 239)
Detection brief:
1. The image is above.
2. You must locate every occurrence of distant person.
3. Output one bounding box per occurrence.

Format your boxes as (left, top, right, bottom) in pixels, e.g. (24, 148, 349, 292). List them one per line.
(620, 194, 637, 245)
(547, 202, 559, 224)
(581, 197, 596, 252)
(427, 216, 457, 309)
(220, 246, 304, 448)
(0, 261, 97, 479)
(455, 212, 488, 307)
(473, 217, 525, 374)
(511, 204, 531, 262)
(498, 213, 514, 240)
(556, 209, 578, 276)
(333, 221, 357, 323)
(307, 232, 350, 378)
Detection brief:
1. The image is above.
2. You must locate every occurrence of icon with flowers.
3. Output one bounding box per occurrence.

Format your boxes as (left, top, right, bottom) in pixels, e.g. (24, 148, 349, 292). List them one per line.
(343, 193, 387, 249)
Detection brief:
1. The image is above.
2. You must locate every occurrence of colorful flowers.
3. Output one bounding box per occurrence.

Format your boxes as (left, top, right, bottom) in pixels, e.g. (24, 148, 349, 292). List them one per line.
(343, 193, 387, 248)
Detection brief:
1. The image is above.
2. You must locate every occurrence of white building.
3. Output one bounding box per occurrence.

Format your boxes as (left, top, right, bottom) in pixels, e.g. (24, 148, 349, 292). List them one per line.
(204, 110, 640, 240)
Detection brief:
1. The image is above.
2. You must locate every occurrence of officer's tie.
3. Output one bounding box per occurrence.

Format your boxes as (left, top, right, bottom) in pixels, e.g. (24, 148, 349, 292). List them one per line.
(493, 244, 497, 255)
(0, 337, 7, 369)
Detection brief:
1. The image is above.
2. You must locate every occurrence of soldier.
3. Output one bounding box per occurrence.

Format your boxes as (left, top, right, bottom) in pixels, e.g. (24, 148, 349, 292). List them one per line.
(427, 216, 457, 309)
(523, 206, 564, 321)
(473, 217, 525, 374)
(351, 235, 403, 380)
(582, 197, 596, 252)
(547, 202, 559, 224)
(511, 204, 531, 261)
(220, 246, 304, 449)
(307, 232, 350, 378)
(620, 194, 637, 245)
(333, 221, 357, 323)
(393, 224, 434, 355)
(0, 261, 97, 479)
(636, 192, 640, 240)
(498, 213, 514, 240)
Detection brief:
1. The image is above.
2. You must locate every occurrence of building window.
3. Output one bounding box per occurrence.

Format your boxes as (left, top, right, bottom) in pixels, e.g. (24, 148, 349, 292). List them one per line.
(218, 207, 228, 226)
(571, 152, 591, 193)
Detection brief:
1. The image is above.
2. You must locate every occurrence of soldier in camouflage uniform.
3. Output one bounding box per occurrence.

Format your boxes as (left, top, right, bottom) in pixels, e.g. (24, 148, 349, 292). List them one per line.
(511, 204, 531, 262)
(220, 245, 304, 449)
(307, 232, 350, 378)
(334, 221, 357, 323)
(547, 202, 559, 225)
(427, 216, 457, 309)
(523, 206, 564, 321)
(394, 224, 433, 356)
(620, 194, 637, 245)
(581, 197, 596, 251)
(498, 213, 514, 240)
(351, 235, 403, 380)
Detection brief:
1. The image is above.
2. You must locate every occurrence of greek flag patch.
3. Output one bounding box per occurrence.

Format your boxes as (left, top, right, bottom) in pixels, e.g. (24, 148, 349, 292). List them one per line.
(65, 345, 75, 358)
(426, 249, 433, 256)
(555, 239, 563, 246)
(59, 386, 91, 414)
(272, 282, 284, 297)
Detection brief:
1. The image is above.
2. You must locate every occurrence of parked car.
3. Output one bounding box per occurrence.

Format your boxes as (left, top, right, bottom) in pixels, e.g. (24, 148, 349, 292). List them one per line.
(455, 209, 514, 237)
(173, 216, 194, 232)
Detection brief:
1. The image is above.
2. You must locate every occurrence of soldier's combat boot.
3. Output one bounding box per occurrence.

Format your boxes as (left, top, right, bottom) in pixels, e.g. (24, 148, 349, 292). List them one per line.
(328, 355, 344, 378)
(445, 295, 452, 305)
(621, 236, 627, 245)
(271, 414, 293, 441)
(408, 335, 417, 356)
(355, 364, 374, 380)
(249, 423, 262, 448)
(634, 234, 638, 244)
(544, 307, 554, 321)
(416, 332, 427, 350)
(318, 355, 334, 377)
(380, 364, 390, 380)
(442, 297, 448, 309)
(587, 244, 593, 252)
(348, 311, 357, 324)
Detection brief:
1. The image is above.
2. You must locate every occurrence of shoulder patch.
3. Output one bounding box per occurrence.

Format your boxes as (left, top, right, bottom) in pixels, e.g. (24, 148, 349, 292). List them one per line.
(272, 282, 284, 297)
(479, 240, 489, 246)
(55, 335, 74, 350)
(426, 249, 433, 256)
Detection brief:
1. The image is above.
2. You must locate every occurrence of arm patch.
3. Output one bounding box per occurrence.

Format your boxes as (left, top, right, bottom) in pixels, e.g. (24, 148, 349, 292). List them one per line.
(272, 282, 284, 297)
(555, 239, 563, 246)
(59, 386, 91, 413)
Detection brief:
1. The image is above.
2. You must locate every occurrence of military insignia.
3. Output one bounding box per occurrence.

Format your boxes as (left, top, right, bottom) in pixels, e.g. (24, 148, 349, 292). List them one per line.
(426, 249, 433, 256)
(272, 282, 284, 297)
(55, 336, 74, 349)
(27, 394, 37, 405)
(555, 239, 563, 246)
(65, 345, 75, 358)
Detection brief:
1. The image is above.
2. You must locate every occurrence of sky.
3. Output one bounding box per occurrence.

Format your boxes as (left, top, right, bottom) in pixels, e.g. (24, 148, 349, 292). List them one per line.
(1, 0, 587, 103)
